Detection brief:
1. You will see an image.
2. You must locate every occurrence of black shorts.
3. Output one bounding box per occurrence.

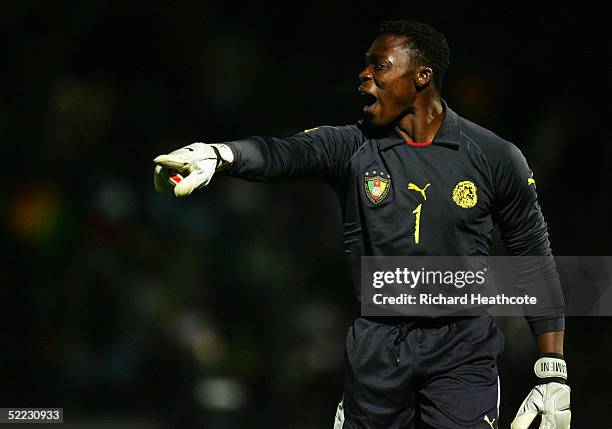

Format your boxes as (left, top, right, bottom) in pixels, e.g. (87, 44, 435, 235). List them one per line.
(338, 316, 505, 429)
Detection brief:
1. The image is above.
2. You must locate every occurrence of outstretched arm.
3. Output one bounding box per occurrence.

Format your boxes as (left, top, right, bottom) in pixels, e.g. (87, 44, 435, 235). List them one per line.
(153, 125, 363, 197)
(220, 125, 362, 183)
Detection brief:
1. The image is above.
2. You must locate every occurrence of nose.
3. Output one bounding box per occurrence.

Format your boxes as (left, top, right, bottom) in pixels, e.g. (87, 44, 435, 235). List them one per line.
(359, 66, 372, 82)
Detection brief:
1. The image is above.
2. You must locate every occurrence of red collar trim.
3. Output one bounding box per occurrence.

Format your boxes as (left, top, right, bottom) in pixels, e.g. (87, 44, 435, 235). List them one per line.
(405, 140, 432, 147)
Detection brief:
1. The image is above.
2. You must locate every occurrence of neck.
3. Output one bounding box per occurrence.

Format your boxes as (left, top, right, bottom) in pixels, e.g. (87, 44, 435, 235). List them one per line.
(395, 97, 444, 143)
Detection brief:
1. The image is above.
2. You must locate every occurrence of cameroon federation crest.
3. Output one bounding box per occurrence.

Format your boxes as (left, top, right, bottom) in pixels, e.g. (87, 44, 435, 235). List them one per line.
(452, 180, 478, 208)
(364, 170, 391, 204)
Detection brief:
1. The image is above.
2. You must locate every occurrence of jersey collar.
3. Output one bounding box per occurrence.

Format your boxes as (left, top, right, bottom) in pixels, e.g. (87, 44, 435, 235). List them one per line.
(377, 99, 462, 151)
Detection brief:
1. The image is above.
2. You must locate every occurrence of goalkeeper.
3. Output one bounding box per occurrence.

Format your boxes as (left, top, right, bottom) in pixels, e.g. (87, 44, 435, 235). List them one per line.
(153, 20, 570, 429)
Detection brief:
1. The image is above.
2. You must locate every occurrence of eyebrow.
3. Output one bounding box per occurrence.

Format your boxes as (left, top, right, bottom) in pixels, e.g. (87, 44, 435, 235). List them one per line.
(365, 53, 391, 64)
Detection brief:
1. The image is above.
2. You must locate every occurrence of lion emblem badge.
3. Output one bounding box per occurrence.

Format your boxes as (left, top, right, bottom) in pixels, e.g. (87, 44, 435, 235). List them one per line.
(452, 180, 478, 208)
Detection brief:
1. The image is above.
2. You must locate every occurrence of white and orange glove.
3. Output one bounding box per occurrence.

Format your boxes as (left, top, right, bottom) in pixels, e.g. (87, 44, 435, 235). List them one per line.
(153, 142, 233, 197)
(511, 354, 571, 429)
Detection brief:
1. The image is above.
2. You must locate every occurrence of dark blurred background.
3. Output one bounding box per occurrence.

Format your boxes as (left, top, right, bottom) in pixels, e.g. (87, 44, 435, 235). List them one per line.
(1, 2, 610, 428)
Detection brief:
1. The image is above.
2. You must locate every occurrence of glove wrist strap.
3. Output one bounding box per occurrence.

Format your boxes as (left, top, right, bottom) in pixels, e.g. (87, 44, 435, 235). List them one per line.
(210, 144, 234, 171)
(534, 354, 567, 384)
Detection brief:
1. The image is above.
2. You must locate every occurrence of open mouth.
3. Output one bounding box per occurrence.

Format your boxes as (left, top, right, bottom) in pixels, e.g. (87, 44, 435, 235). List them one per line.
(359, 90, 378, 113)
(360, 90, 377, 105)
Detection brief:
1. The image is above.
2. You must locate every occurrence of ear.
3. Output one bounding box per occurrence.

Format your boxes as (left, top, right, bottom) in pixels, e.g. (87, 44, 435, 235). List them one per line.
(415, 67, 433, 88)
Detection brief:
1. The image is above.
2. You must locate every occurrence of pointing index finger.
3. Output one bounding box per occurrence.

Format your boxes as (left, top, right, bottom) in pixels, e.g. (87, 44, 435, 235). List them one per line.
(153, 154, 190, 171)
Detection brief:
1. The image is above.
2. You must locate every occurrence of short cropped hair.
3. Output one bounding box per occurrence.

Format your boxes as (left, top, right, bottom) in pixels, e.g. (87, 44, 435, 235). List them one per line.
(378, 20, 450, 92)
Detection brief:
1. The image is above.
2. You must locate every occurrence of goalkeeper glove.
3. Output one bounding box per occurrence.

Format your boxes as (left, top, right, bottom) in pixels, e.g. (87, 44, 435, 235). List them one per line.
(153, 142, 233, 197)
(511, 354, 571, 429)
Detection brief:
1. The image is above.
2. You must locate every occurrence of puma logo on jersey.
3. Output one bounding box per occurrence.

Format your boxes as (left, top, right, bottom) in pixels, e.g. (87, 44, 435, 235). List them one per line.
(484, 414, 495, 428)
(407, 182, 431, 200)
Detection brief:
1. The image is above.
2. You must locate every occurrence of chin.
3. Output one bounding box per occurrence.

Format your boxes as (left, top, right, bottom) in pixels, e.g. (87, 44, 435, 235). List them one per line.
(363, 114, 390, 129)
(362, 111, 379, 126)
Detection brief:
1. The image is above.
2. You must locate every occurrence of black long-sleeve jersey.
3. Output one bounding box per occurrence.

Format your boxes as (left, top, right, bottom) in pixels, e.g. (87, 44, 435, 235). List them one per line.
(221, 100, 565, 334)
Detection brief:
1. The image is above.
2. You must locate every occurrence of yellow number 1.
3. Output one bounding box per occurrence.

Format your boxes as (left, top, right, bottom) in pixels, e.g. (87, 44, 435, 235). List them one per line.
(412, 203, 422, 244)
(407, 182, 430, 245)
